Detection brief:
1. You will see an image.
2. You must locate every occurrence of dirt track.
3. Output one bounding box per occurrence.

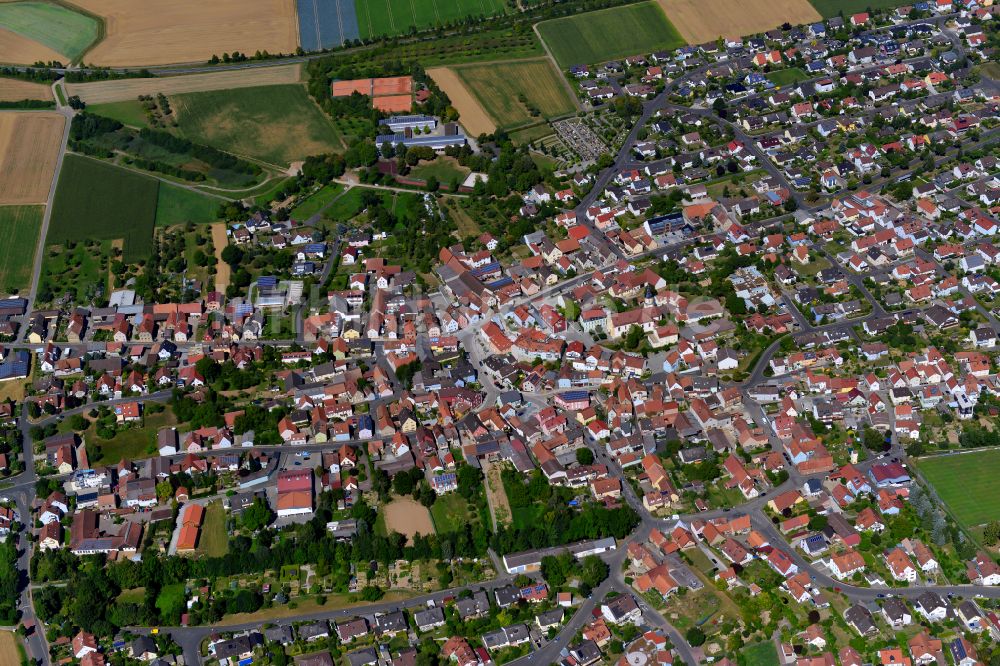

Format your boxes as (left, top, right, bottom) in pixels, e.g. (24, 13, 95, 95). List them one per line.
(66, 64, 302, 104)
(658, 0, 820, 42)
(427, 67, 496, 137)
(211, 223, 230, 293)
(0, 27, 63, 66)
(0, 77, 52, 102)
(382, 497, 435, 539)
(71, 0, 300, 67)
(0, 111, 65, 204)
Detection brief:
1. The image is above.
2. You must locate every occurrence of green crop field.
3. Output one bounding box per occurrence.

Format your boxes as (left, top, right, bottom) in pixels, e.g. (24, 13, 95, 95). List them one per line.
(537, 2, 685, 68)
(918, 451, 1000, 528)
(808, 0, 910, 17)
(0, 1, 100, 61)
(155, 183, 220, 226)
(48, 154, 159, 262)
(171, 84, 343, 166)
(357, 0, 506, 39)
(454, 58, 576, 128)
(0, 206, 42, 294)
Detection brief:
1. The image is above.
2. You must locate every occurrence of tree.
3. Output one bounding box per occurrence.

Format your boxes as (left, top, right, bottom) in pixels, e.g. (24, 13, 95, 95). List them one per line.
(576, 448, 595, 466)
(685, 626, 706, 647)
(242, 497, 274, 532)
(984, 521, 1000, 547)
(393, 471, 416, 496)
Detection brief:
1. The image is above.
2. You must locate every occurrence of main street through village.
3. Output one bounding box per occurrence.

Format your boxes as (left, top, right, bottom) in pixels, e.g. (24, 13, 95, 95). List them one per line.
(4, 7, 1000, 665)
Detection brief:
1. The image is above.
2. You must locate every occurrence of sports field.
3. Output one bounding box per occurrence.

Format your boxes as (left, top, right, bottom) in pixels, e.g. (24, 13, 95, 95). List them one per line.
(657, 0, 819, 43)
(70, 0, 299, 66)
(171, 84, 342, 166)
(0, 1, 100, 62)
(0, 76, 53, 102)
(808, 0, 909, 17)
(451, 58, 576, 129)
(0, 111, 65, 205)
(537, 2, 685, 68)
(67, 64, 302, 104)
(48, 154, 159, 262)
(0, 205, 42, 293)
(382, 497, 435, 539)
(918, 450, 1000, 528)
(357, 0, 505, 39)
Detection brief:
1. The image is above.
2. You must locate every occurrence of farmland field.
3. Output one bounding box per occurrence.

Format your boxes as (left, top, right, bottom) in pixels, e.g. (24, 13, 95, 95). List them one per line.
(70, 0, 299, 67)
(66, 64, 302, 104)
(537, 2, 685, 68)
(0, 26, 62, 64)
(297, 0, 359, 50)
(807, 0, 909, 17)
(0, 631, 24, 666)
(48, 154, 159, 262)
(657, 0, 819, 43)
(0, 206, 42, 293)
(171, 84, 343, 166)
(155, 183, 221, 226)
(0, 76, 53, 102)
(0, 111, 65, 204)
(427, 67, 495, 136)
(452, 58, 576, 129)
(357, 0, 506, 39)
(918, 450, 1000, 528)
(0, 1, 100, 62)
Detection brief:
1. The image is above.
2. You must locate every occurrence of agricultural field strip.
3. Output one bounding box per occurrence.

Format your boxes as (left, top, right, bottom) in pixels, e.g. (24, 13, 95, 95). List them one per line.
(66, 64, 302, 104)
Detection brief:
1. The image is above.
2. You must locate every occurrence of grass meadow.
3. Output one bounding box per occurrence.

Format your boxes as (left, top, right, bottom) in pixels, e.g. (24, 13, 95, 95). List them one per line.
(155, 183, 220, 226)
(171, 84, 343, 166)
(537, 2, 685, 67)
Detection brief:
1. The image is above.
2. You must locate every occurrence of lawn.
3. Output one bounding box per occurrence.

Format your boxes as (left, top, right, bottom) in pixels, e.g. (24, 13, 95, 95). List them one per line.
(0, 205, 42, 294)
(196, 501, 229, 557)
(48, 154, 159, 262)
(155, 583, 186, 618)
(742, 641, 779, 666)
(808, 0, 911, 16)
(766, 67, 809, 87)
(918, 450, 1000, 528)
(409, 158, 469, 186)
(87, 99, 150, 128)
(291, 183, 345, 220)
(430, 493, 472, 533)
(537, 2, 685, 68)
(0, 1, 100, 61)
(171, 84, 343, 166)
(155, 183, 221, 226)
(356, 0, 506, 39)
(453, 58, 576, 129)
(87, 411, 177, 464)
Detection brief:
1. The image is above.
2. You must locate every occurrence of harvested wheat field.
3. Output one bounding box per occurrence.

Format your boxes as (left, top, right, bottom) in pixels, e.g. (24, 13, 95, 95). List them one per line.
(0, 76, 52, 101)
(66, 64, 302, 104)
(0, 111, 65, 204)
(211, 223, 230, 293)
(0, 26, 62, 65)
(382, 497, 435, 539)
(71, 0, 300, 66)
(658, 0, 820, 42)
(427, 67, 495, 137)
